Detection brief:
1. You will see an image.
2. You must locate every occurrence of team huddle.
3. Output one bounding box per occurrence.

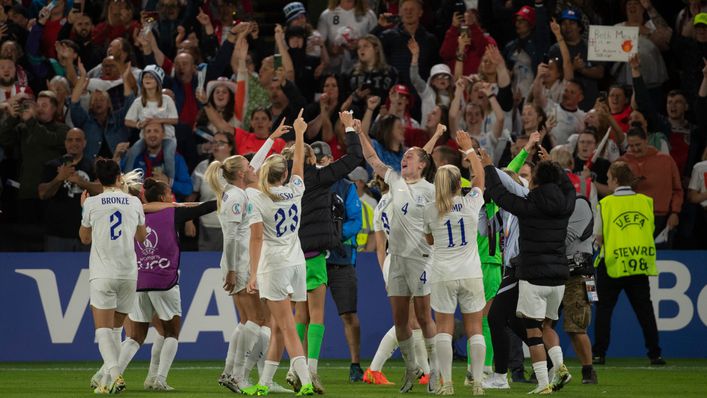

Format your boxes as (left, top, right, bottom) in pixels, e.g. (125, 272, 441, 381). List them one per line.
(80, 108, 597, 396)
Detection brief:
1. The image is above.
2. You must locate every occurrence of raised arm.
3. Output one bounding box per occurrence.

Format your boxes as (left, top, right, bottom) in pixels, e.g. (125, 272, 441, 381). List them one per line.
(449, 78, 466, 134)
(361, 96, 380, 137)
(274, 24, 295, 83)
(422, 124, 447, 154)
(457, 131, 485, 190)
(355, 115, 390, 178)
(251, 119, 290, 171)
(550, 19, 574, 82)
(481, 82, 505, 138)
(291, 109, 306, 179)
(407, 38, 427, 94)
(642, 0, 672, 51)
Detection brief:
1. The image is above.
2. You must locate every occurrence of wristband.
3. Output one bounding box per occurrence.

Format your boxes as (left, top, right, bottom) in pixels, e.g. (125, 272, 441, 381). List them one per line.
(487, 94, 495, 99)
(345, 127, 356, 133)
(463, 148, 476, 156)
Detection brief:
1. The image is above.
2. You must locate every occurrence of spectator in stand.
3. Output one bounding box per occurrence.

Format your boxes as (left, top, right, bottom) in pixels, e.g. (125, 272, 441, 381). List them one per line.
(571, 128, 612, 197)
(502, 5, 550, 102)
(38, 128, 102, 251)
(405, 105, 454, 150)
(382, 84, 420, 129)
(186, 131, 236, 251)
(534, 77, 586, 146)
(317, 0, 377, 75)
(92, 0, 140, 50)
(582, 100, 625, 161)
(548, 8, 604, 110)
(440, 7, 495, 77)
(347, 34, 398, 115)
(607, 85, 632, 133)
(194, 77, 238, 138)
(120, 121, 193, 200)
(408, 39, 453, 128)
(0, 41, 29, 89)
(365, 114, 405, 172)
(518, 102, 556, 151)
(211, 107, 287, 156)
(0, 57, 32, 103)
(0, 91, 69, 224)
(3, 5, 29, 46)
(631, 55, 704, 178)
(554, 0, 603, 41)
(672, 13, 707, 102)
(618, 127, 683, 248)
(372, 0, 438, 87)
(304, 75, 348, 159)
(286, 25, 324, 103)
(58, 9, 104, 71)
(231, 26, 274, 130)
(611, 0, 670, 110)
(70, 61, 135, 160)
(688, 148, 707, 247)
(675, 0, 707, 39)
(150, 0, 187, 60)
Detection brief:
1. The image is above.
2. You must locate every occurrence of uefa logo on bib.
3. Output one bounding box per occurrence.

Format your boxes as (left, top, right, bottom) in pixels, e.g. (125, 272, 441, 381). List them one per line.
(137, 226, 159, 255)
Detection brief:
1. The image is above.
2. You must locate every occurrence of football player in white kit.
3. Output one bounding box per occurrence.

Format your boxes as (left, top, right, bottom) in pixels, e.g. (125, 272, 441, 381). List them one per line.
(79, 159, 147, 394)
(243, 110, 315, 396)
(356, 121, 440, 393)
(422, 132, 487, 395)
(208, 121, 291, 393)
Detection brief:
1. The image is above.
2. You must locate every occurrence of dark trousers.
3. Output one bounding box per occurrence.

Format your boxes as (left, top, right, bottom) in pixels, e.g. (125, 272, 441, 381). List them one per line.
(593, 262, 662, 359)
(488, 271, 528, 374)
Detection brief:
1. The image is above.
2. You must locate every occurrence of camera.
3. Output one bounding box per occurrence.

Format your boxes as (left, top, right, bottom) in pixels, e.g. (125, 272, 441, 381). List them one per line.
(454, 0, 467, 15)
(385, 15, 400, 24)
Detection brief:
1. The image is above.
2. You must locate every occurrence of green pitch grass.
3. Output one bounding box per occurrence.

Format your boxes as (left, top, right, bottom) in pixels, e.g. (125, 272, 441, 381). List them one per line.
(1, 359, 706, 397)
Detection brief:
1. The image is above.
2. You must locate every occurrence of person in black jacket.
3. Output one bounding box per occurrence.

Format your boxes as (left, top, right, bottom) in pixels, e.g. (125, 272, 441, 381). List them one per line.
(282, 110, 363, 393)
(483, 158, 575, 394)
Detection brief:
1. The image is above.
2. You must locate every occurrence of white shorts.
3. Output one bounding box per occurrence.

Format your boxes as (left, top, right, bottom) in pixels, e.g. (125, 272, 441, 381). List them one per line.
(90, 278, 137, 314)
(129, 285, 182, 323)
(387, 255, 431, 297)
(431, 278, 486, 314)
(222, 267, 250, 295)
(382, 255, 391, 286)
(516, 280, 565, 321)
(258, 264, 307, 302)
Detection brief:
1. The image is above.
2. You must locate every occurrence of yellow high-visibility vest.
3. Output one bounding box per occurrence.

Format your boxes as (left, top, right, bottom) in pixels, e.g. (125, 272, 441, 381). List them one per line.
(595, 193, 657, 277)
(356, 200, 374, 251)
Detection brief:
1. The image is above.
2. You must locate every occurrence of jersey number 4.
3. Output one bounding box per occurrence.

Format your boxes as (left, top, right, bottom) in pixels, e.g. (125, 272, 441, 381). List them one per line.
(444, 218, 468, 248)
(274, 204, 299, 237)
(110, 210, 123, 241)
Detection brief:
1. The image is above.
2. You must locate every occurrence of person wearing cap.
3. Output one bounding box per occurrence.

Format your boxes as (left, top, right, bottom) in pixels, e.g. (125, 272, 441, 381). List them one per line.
(124, 65, 179, 180)
(386, 84, 420, 129)
(408, 36, 453, 127)
(502, 4, 550, 101)
(673, 12, 707, 101)
(547, 7, 604, 110)
(195, 77, 238, 136)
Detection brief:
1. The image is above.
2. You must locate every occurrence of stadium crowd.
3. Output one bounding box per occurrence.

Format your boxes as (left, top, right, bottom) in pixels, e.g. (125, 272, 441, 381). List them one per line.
(0, 0, 705, 396)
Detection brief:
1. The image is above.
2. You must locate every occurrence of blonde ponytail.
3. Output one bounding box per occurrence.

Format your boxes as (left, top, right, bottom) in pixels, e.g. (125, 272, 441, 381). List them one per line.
(259, 154, 288, 201)
(435, 165, 461, 216)
(121, 169, 144, 196)
(205, 155, 249, 210)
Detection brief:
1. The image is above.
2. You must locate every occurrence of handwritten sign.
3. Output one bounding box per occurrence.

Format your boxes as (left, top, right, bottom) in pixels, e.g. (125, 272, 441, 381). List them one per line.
(587, 25, 638, 62)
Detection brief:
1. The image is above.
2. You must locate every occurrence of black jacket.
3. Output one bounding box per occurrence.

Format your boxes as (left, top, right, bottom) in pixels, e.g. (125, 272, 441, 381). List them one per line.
(294, 130, 363, 254)
(484, 165, 576, 286)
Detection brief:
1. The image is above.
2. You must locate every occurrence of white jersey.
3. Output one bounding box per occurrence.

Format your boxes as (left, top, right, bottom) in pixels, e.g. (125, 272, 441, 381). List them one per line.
(384, 169, 435, 259)
(372, 192, 392, 236)
(247, 175, 306, 273)
(81, 189, 145, 281)
(317, 7, 377, 46)
(218, 185, 250, 273)
(423, 188, 485, 283)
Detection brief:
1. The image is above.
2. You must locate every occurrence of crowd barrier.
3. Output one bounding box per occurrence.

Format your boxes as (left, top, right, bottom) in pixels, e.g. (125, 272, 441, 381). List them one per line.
(1, 251, 706, 361)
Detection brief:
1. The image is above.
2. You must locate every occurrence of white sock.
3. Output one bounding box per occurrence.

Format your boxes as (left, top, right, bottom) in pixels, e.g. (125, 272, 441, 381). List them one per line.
(436, 333, 453, 384)
(157, 337, 178, 382)
(257, 326, 271, 377)
(469, 334, 486, 383)
(244, 333, 262, 378)
(118, 338, 140, 374)
(308, 358, 319, 374)
(234, 321, 260, 380)
(112, 328, 123, 349)
(96, 328, 119, 381)
(425, 337, 438, 375)
(259, 360, 279, 386)
(224, 324, 242, 375)
(548, 346, 563, 369)
(370, 326, 398, 371)
(398, 337, 418, 372)
(149, 335, 164, 379)
(412, 329, 429, 374)
(533, 361, 549, 388)
(291, 356, 311, 385)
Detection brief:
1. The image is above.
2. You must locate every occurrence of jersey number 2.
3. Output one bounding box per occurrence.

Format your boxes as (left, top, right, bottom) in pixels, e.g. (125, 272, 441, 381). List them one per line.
(274, 204, 299, 237)
(110, 211, 123, 241)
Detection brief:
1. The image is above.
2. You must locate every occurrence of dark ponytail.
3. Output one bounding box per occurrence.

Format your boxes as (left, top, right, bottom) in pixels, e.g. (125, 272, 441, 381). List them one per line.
(143, 178, 170, 203)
